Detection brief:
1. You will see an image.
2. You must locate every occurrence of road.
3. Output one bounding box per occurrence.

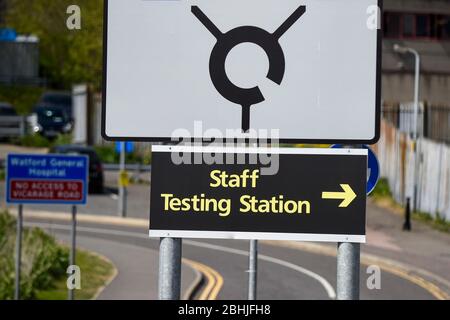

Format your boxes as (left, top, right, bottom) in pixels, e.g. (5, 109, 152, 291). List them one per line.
(3, 171, 450, 300)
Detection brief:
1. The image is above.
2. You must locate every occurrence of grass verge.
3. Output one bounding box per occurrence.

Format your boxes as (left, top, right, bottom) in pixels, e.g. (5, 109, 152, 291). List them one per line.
(35, 249, 115, 300)
(0, 210, 115, 300)
(413, 211, 450, 233)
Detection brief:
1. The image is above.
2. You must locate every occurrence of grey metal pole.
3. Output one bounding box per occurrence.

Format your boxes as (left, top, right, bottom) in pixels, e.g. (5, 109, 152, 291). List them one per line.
(14, 204, 23, 300)
(246, 140, 258, 300)
(248, 239, 258, 300)
(68, 205, 77, 300)
(118, 141, 127, 217)
(336, 242, 360, 300)
(393, 45, 421, 212)
(411, 50, 421, 213)
(158, 237, 182, 300)
(336, 144, 362, 300)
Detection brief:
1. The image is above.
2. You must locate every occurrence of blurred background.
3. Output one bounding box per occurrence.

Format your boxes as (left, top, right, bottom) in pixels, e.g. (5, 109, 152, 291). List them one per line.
(0, 0, 448, 301)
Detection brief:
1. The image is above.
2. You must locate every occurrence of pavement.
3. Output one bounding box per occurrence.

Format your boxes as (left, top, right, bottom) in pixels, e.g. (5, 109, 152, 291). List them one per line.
(364, 200, 450, 295)
(0, 144, 47, 160)
(2, 170, 450, 300)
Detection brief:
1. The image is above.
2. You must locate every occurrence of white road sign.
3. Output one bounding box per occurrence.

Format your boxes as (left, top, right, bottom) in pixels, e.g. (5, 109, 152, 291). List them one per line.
(103, 0, 381, 143)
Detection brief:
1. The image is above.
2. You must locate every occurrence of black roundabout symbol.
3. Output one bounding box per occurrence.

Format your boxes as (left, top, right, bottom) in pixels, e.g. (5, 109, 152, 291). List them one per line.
(192, 5, 306, 132)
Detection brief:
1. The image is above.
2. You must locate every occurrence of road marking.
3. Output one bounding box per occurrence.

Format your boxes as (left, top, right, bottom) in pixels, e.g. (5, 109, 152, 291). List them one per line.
(263, 240, 450, 300)
(182, 259, 203, 300)
(25, 222, 334, 299)
(24, 219, 450, 300)
(184, 240, 337, 300)
(183, 259, 223, 300)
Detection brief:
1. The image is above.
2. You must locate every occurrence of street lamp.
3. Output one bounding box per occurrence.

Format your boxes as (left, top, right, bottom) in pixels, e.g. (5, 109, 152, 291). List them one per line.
(393, 44, 421, 212)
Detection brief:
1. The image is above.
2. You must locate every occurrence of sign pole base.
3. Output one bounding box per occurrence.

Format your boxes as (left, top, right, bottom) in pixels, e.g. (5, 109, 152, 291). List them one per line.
(14, 204, 23, 300)
(248, 239, 258, 300)
(336, 242, 360, 300)
(158, 237, 182, 300)
(68, 205, 77, 300)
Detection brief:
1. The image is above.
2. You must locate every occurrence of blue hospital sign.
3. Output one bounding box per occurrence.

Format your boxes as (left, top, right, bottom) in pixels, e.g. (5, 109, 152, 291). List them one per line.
(6, 154, 89, 205)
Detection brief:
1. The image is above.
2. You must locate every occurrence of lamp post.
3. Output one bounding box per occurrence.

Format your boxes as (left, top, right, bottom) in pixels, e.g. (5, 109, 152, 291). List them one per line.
(393, 44, 421, 212)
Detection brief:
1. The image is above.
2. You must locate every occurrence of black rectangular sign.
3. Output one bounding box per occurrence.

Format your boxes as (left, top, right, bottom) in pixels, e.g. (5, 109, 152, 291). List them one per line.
(149, 146, 367, 243)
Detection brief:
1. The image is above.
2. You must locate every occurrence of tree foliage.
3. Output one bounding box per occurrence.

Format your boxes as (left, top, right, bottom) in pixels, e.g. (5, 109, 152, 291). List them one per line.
(6, 0, 104, 89)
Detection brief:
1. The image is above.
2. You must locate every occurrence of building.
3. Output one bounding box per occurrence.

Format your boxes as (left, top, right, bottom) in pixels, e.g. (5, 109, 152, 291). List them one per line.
(382, 0, 450, 106)
(0, 0, 6, 26)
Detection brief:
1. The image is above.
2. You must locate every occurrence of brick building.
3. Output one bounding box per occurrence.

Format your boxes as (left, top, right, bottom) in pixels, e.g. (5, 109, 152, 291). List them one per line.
(382, 0, 450, 106)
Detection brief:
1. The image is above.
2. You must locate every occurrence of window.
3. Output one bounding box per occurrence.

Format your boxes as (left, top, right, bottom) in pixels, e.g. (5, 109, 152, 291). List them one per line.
(403, 14, 415, 37)
(383, 11, 450, 40)
(416, 14, 429, 37)
(384, 13, 401, 37)
(436, 15, 450, 39)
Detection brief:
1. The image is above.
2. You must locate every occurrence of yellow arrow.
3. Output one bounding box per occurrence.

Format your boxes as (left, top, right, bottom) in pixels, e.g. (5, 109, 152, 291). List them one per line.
(321, 184, 357, 208)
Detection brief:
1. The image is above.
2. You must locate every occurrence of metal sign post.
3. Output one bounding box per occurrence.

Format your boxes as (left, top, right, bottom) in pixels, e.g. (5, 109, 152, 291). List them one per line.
(336, 242, 360, 300)
(6, 154, 88, 300)
(158, 237, 182, 300)
(336, 144, 363, 300)
(104, 0, 380, 302)
(68, 205, 77, 300)
(14, 204, 23, 300)
(118, 141, 127, 217)
(248, 239, 258, 300)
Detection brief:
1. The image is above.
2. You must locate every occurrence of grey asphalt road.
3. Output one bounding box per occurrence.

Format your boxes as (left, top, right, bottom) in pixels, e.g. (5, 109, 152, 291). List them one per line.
(26, 219, 438, 300)
(5, 170, 450, 300)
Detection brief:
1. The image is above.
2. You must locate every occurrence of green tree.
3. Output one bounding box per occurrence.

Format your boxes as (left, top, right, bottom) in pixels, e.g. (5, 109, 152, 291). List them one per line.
(5, 0, 104, 89)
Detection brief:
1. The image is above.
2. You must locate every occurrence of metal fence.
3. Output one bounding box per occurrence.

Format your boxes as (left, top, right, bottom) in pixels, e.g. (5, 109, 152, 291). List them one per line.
(0, 115, 26, 138)
(382, 103, 450, 145)
(373, 120, 450, 221)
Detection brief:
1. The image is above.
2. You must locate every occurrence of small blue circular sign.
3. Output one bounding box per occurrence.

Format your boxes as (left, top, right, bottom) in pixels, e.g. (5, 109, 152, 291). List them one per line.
(331, 144, 380, 195)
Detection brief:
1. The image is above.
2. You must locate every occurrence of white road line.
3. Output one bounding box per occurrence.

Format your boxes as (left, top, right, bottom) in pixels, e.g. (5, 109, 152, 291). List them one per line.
(26, 222, 336, 299)
(184, 240, 336, 300)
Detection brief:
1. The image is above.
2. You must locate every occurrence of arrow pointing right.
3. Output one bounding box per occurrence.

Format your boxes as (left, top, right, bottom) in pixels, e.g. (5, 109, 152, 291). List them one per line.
(322, 184, 357, 208)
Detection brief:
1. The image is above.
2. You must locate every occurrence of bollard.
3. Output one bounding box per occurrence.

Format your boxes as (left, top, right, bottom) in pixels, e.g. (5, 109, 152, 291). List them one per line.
(403, 197, 412, 231)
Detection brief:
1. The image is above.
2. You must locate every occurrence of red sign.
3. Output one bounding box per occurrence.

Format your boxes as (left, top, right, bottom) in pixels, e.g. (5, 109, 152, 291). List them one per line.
(9, 180, 83, 202)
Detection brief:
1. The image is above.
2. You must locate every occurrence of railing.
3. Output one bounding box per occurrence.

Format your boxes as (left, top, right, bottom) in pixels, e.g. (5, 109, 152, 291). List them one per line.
(0, 116, 26, 138)
(102, 163, 152, 172)
(382, 104, 450, 145)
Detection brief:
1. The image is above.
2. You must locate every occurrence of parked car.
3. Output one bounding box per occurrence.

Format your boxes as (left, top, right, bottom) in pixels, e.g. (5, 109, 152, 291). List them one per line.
(32, 104, 72, 138)
(39, 91, 73, 120)
(50, 145, 104, 194)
